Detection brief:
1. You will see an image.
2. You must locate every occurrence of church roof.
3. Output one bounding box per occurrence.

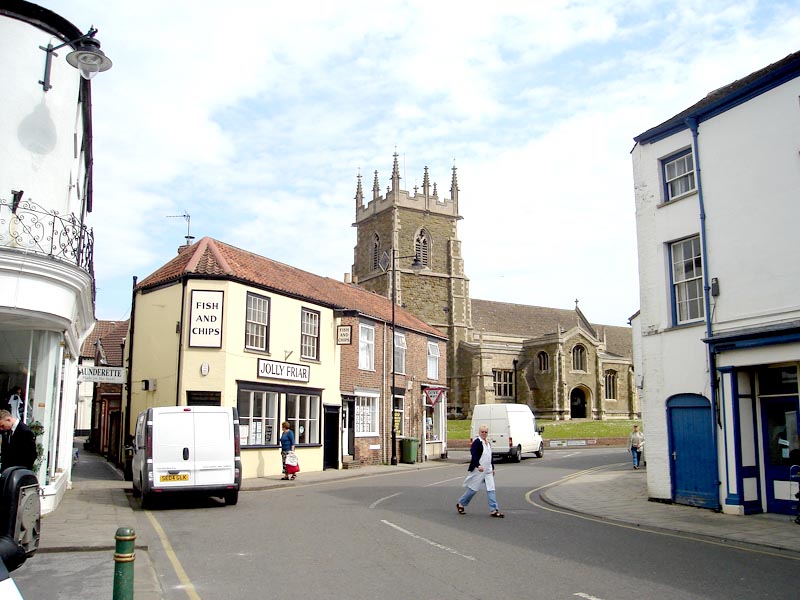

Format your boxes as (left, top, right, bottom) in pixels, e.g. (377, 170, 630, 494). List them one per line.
(470, 299, 632, 358)
(138, 237, 446, 340)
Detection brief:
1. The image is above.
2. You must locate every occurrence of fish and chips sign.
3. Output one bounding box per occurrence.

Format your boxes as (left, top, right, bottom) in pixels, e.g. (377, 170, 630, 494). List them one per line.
(78, 366, 126, 384)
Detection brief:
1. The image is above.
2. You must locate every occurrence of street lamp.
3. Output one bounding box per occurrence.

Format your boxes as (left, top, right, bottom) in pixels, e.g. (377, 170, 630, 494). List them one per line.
(39, 27, 113, 92)
(384, 249, 423, 465)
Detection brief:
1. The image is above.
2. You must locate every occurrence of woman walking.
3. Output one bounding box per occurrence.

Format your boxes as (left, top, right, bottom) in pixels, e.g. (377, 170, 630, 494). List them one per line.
(457, 424, 504, 517)
(629, 424, 645, 469)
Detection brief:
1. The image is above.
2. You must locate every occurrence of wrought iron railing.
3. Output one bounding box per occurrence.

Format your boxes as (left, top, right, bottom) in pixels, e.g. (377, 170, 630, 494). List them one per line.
(0, 196, 95, 277)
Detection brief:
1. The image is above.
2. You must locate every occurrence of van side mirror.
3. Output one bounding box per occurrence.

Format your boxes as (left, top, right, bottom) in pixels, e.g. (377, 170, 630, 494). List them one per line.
(537, 426, 545, 434)
(0, 467, 40, 572)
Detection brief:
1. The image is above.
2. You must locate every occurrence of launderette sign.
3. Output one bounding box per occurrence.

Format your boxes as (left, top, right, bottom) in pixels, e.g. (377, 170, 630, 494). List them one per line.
(257, 359, 310, 383)
(79, 366, 126, 384)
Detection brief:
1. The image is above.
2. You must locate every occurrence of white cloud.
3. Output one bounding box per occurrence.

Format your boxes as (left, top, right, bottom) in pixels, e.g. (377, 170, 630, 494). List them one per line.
(34, 0, 800, 326)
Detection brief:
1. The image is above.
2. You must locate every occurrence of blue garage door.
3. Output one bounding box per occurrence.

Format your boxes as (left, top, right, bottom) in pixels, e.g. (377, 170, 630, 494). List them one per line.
(668, 395, 719, 509)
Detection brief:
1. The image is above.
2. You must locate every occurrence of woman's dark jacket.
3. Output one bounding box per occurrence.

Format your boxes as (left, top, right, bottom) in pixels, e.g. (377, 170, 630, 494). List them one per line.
(467, 437, 495, 472)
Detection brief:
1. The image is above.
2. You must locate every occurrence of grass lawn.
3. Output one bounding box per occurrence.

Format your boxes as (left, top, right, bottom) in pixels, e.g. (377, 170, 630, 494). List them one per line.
(447, 418, 641, 440)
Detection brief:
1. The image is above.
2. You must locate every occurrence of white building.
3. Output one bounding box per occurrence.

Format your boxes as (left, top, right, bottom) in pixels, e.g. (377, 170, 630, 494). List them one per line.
(0, 1, 112, 513)
(632, 50, 800, 516)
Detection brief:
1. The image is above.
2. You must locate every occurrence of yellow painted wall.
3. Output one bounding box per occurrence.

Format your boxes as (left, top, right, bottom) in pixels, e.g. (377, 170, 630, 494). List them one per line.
(129, 278, 341, 478)
(129, 283, 183, 423)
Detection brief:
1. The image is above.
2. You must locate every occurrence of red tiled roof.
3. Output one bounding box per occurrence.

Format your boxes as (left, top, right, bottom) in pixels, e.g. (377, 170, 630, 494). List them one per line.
(80, 320, 129, 366)
(137, 238, 446, 339)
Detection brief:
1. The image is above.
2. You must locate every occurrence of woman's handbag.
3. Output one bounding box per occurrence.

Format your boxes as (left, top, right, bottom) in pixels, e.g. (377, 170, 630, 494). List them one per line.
(285, 451, 300, 474)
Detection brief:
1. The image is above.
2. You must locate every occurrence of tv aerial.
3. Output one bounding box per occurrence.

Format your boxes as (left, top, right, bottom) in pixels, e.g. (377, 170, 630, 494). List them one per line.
(166, 212, 194, 245)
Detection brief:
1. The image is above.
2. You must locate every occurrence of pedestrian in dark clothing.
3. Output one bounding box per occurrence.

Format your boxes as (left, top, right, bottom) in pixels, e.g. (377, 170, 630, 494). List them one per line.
(0, 409, 37, 472)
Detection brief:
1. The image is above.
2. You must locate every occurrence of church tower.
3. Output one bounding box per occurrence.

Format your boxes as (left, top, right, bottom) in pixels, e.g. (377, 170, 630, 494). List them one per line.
(352, 154, 472, 413)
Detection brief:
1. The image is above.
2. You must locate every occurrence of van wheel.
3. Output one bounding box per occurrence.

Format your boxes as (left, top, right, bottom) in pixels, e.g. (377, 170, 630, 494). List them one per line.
(224, 491, 239, 506)
(535, 442, 544, 458)
(139, 478, 154, 509)
(511, 445, 522, 463)
(131, 480, 141, 498)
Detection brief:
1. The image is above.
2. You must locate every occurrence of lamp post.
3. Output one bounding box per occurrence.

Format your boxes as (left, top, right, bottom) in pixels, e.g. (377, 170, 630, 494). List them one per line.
(39, 27, 113, 92)
(387, 249, 423, 465)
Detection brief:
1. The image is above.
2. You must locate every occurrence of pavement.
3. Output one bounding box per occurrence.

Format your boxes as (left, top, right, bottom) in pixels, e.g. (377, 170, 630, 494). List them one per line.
(10, 441, 800, 599)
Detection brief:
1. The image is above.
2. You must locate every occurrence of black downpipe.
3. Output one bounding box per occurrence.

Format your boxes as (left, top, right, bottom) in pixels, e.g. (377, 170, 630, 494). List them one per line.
(513, 359, 519, 403)
(123, 276, 138, 480)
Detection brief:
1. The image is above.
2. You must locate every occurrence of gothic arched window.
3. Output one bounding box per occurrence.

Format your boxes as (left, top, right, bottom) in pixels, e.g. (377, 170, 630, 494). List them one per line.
(604, 370, 617, 400)
(371, 233, 380, 271)
(415, 229, 430, 268)
(572, 344, 587, 371)
(537, 351, 549, 372)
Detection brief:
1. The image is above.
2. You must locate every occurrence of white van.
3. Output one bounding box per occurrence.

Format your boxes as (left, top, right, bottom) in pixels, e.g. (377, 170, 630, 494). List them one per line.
(132, 406, 241, 507)
(470, 403, 544, 462)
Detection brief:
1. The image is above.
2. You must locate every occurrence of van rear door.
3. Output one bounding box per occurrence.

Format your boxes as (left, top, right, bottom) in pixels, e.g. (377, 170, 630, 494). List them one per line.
(152, 409, 196, 488)
(193, 409, 235, 486)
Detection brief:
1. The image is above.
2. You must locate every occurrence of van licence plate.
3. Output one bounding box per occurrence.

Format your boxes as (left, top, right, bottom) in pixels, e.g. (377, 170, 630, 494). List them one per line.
(160, 474, 189, 482)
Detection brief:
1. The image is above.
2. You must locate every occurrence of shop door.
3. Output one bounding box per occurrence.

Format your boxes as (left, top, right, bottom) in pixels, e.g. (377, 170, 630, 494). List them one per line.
(760, 397, 799, 514)
(668, 394, 719, 509)
(323, 406, 340, 470)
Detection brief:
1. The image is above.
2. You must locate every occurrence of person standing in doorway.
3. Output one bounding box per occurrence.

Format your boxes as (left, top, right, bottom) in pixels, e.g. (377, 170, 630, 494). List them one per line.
(0, 409, 37, 472)
(279, 421, 296, 480)
(456, 424, 504, 517)
(629, 424, 645, 469)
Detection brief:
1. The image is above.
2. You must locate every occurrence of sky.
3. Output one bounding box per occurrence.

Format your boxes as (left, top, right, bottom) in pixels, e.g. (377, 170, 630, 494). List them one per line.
(36, 0, 800, 327)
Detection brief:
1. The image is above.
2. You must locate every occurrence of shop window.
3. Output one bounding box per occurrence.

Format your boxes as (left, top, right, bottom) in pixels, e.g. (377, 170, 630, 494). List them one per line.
(237, 388, 278, 446)
(286, 393, 320, 444)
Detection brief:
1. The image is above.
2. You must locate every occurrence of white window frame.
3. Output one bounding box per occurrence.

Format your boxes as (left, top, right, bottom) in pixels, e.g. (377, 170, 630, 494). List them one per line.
(671, 236, 705, 324)
(245, 292, 270, 352)
(663, 149, 696, 201)
(427, 341, 440, 379)
(393, 394, 405, 436)
(359, 323, 375, 370)
(237, 388, 279, 446)
(285, 393, 320, 444)
(300, 308, 320, 360)
(355, 393, 379, 436)
(394, 332, 407, 375)
(424, 389, 445, 442)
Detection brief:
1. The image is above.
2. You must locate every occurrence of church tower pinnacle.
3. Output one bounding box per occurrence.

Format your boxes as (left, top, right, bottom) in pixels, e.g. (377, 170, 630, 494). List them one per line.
(351, 154, 472, 413)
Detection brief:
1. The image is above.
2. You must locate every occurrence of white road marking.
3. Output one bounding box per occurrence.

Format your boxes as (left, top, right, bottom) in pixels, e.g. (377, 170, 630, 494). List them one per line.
(574, 593, 605, 600)
(381, 519, 476, 561)
(424, 475, 464, 487)
(370, 492, 403, 509)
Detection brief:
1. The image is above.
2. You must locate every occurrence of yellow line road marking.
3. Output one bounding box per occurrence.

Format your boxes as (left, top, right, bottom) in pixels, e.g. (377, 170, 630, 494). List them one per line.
(145, 510, 201, 600)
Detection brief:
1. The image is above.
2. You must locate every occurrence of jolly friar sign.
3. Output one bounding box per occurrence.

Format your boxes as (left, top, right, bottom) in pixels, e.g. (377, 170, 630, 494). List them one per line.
(79, 366, 126, 384)
(257, 358, 310, 383)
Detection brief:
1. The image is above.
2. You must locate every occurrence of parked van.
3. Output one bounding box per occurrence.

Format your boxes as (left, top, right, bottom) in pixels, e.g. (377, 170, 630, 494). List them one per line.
(132, 406, 241, 507)
(470, 403, 544, 462)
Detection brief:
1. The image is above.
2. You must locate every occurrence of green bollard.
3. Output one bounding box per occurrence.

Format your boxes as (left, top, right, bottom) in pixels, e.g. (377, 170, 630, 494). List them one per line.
(113, 527, 136, 600)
